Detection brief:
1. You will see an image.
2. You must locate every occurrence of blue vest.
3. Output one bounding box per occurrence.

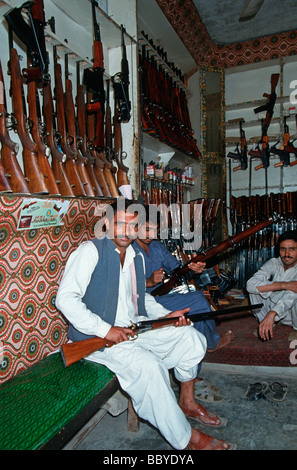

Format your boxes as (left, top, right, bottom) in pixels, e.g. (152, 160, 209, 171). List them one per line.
(67, 237, 148, 344)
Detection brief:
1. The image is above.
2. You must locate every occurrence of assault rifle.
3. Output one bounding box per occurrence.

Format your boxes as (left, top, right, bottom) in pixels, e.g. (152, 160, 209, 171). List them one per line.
(5, 0, 49, 83)
(249, 74, 280, 171)
(249, 119, 270, 170)
(289, 114, 297, 166)
(271, 116, 290, 167)
(151, 216, 276, 297)
(61, 303, 263, 367)
(0, 60, 30, 194)
(112, 25, 131, 123)
(84, 0, 105, 149)
(227, 120, 248, 171)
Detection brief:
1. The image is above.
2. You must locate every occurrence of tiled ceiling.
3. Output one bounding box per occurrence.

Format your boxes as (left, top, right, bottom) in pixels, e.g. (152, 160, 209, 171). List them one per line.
(192, 0, 297, 44)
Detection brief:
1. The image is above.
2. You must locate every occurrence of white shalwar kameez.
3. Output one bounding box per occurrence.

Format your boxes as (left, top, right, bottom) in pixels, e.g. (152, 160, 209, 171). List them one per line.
(246, 257, 297, 329)
(56, 242, 207, 450)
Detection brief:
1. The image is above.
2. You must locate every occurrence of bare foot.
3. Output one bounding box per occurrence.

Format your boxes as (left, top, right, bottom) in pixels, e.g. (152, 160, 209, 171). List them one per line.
(207, 330, 234, 352)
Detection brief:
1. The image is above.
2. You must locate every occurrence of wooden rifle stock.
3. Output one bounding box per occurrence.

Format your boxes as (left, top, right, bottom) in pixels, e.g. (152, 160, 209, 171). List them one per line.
(26, 63, 60, 195)
(54, 61, 86, 196)
(151, 216, 276, 297)
(76, 83, 103, 197)
(61, 303, 263, 367)
(10, 48, 48, 194)
(87, 93, 111, 197)
(0, 60, 29, 194)
(64, 69, 94, 197)
(42, 81, 74, 197)
(113, 106, 130, 187)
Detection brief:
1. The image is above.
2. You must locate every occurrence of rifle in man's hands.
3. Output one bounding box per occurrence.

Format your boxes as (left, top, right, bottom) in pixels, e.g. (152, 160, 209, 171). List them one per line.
(61, 303, 263, 367)
(151, 216, 276, 297)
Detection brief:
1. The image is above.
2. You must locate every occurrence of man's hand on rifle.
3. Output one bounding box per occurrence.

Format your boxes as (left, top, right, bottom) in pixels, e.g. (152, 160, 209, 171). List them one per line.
(188, 261, 206, 274)
(146, 268, 165, 287)
(165, 308, 191, 327)
(105, 326, 135, 344)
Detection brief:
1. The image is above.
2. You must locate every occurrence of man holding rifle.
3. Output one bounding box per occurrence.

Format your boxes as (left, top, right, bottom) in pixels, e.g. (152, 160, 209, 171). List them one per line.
(247, 230, 297, 341)
(56, 199, 235, 451)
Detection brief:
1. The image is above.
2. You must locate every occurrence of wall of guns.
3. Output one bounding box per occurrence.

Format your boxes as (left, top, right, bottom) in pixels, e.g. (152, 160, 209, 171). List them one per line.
(0, 1, 132, 199)
(229, 191, 297, 288)
(139, 31, 201, 160)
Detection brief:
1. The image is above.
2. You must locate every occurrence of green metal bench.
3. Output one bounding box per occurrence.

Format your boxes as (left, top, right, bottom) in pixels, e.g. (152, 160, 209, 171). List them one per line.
(0, 353, 119, 450)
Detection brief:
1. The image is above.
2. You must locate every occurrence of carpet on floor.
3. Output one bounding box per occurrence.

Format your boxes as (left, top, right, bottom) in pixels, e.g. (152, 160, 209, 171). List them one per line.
(204, 311, 295, 367)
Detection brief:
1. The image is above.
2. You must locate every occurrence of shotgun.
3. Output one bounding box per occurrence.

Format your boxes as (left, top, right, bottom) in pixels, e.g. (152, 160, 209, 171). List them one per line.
(54, 57, 86, 196)
(76, 65, 103, 197)
(42, 80, 74, 197)
(64, 54, 94, 197)
(0, 60, 30, 194)
(61, 303, 263, 367)
(26, 62, 61, 195)
(151, 216, 277, 297)
(9, 48, 48, 194)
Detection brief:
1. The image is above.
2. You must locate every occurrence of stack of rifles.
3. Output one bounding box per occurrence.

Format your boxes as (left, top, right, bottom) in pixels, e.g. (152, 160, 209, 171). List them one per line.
(139, 32, 201, 160)
(230, 191, 297, 288)
(0, 0, 131, 198)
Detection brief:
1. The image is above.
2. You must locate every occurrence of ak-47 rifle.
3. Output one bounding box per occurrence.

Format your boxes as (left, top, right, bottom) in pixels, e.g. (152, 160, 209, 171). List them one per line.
(151, 216, 277, 297)
(288, 114, 297, 166)
(76, 62, 103, 197)
(112, 25, 131, 124)
(227, 120, 248, 171)
(84, 0, 105, 149)
(61, 303, 263, 367)
(5, 0, 49, 83)
(113, 104, 130, 189)
(249, 74, 280, 171)
(64, 54, 94, 197)
(271, 115, 290, 167)
(0, 60, 29, 194)
(9, 47, 48, 194)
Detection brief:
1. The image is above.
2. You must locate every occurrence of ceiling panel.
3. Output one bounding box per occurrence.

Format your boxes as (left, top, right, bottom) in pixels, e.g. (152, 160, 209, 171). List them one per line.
(192, 0, 297, 44)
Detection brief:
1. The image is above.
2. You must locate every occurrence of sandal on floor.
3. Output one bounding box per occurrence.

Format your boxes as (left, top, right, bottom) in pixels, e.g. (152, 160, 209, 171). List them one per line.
(187, 431, 236, 451)
(263, 382, 288, 402)
(179, 403, 227, 428)
(244, 382, 269, 401)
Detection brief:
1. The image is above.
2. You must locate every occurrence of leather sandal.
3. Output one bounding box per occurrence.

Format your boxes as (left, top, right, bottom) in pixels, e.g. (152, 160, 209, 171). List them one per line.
(179, 403, 227, 428)
(187, 431, 237, 450)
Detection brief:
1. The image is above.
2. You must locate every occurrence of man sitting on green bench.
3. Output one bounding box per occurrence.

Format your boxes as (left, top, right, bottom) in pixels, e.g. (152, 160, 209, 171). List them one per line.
(56, 199, 235, 451)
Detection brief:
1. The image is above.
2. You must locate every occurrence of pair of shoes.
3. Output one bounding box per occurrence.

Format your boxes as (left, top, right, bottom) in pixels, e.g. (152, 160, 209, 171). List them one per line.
(179, 403, 228, 428)
(194, 378, 223, 403)
(187, 431, 237, 451)
(264, 382, 288, 402)
(244, 382, 269, 400)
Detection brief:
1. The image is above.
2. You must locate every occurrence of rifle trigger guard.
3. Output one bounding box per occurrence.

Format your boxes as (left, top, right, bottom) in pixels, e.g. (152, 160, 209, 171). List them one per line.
(128, 323, 138, 341)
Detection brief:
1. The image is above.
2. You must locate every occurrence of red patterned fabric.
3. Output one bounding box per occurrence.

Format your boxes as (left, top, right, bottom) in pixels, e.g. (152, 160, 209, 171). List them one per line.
(0, 196, 99, 384)
(204, 313, 295, 367)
